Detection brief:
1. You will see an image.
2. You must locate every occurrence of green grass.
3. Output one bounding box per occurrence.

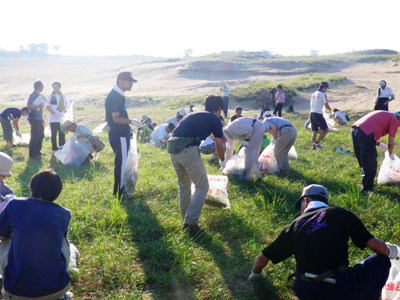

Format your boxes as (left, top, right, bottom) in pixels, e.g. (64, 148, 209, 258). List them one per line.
(3, 110, 400, 299)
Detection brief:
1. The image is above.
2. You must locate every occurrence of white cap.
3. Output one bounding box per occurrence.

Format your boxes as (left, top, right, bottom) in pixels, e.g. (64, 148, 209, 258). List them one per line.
(0, 152, 14, 176)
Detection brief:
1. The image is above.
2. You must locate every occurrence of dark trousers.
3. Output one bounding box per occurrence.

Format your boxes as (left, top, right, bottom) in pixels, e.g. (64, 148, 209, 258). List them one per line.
(109, 133, 130, 196)
(351, 127, 377, 192)
(29, 119, 44, 158)
(273, 103, 284, 117)
(294, 254, 390, 300)
(0, 118, 13, 141)
(222, 96, 229, 117)
(374, 97, 389, 111)
(50, 122, 65, 151)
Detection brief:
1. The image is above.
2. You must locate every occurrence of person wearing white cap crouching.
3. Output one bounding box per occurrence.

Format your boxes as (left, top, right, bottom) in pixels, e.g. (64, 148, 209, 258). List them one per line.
(0, 152, 15, 211)
(249, 184, 396, 300)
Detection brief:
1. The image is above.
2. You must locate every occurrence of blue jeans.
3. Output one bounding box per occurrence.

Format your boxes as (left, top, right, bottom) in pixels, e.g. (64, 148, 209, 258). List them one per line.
(294, 254, 390, 300)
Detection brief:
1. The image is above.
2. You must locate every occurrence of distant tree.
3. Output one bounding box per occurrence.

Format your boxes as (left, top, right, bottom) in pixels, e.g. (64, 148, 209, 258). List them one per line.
(310, 50, 319, 56)
(183, 48, 193, 57)
(27, 43, 48, 55)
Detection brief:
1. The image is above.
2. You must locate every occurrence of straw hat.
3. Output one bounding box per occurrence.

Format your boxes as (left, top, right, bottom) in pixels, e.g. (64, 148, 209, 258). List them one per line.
(62, 120, 75, 132)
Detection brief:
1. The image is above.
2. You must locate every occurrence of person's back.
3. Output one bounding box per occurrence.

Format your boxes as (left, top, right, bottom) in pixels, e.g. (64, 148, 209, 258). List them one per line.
(310, 90, 327, 114)
(0, 169, 71, 298)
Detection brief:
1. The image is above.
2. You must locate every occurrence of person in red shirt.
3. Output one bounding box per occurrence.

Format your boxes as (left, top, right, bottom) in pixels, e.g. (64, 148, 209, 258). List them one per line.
(351, 110, 400, 193)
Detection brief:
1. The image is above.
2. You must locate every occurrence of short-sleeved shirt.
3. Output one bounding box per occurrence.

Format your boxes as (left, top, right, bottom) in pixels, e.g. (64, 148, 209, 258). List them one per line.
(275, 91, 285, 104)
(352, 111, 399, 141)
(27, 91, 43, 121)
(105, 88, 130, 137)
(0, 198, 71, 297)
(172, 111, 223, 144)
(150, 123, 169, 142)
(262, 206, 373, 274)
(378, 86, 395, 99)
(224, 117, 261, 140)
(310, 89, 327, 115)
(262, 117, 292, 134)
(0, 108, 21, 121)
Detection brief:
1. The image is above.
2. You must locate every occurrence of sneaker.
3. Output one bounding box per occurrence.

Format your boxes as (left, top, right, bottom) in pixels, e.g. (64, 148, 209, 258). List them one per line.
(182, 224, 203, 235)
(313, 142, 323, 149)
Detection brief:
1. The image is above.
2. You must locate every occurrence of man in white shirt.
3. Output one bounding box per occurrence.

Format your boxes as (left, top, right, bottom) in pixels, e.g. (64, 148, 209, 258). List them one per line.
(46, 82, 69, 151)
(310, 82, 332, 149)
(150, 123, 175, 148)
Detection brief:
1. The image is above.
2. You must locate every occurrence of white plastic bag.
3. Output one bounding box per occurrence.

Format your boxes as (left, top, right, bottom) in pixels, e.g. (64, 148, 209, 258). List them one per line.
(122, 135, 138, 194)
(222, 148, 245, 177)
(199, 136, 216, 154)
(377, 153, 400, 184)
(288, 145, 298, 160)
(54, 136, 91, 166)
(93, 122, 108, 134)
(69, 242, 80, 272)
(191, 175, 230, 209)
(382, 246, 400, 300)
(61, 101, 74, 125)
(258, 144, 279, 175)
(13, 133, 30, 145)
(44, 126, 51, 139)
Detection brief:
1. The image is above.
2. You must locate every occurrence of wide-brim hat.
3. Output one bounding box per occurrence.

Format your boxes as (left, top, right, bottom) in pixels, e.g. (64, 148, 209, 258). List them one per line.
(0, 152, 14, 176)
(62, 120, 75, 132)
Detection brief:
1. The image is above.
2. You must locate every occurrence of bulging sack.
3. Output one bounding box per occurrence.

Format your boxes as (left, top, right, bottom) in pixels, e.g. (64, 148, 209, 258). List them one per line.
(382, 245, 400, 300)
(258, 144, 279, 175)
(222, 148, 245, 177)
(288, 145, 298, 160)
(192, 175, 230, 209)
(377, 152, 400, 184)
(54, 136, 91, 166)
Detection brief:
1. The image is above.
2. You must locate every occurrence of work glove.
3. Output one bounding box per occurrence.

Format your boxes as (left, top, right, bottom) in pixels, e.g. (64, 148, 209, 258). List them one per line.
(378, 142, 387, 151)
(241, 141, 249, 148)
(270, 138, 277, 145)
(390, 153, 396, 160)
(386, 242, 399, 259)
(248, 271, 264, 282)
(219, 160, 226, 170)
(15, 130, 21, 137)
(131, 118, 142, 128)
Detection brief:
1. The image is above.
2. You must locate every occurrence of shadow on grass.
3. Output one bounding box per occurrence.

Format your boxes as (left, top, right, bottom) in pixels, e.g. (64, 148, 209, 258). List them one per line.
(194, 211, 284, 300)
(122, 194, 196, 299)
(17, 157, 43, 195)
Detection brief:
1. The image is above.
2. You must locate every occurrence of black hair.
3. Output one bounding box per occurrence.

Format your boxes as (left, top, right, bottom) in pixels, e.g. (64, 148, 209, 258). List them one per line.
(30, 169, 62, 202)
(205, 95, 224, 113)
(277, 85, 283, 89)
(167, 123, 175, 131)
(21, 107, 28, 113)
(176, 114, 184, 120)
(33, 80, 44, 90)
(235, 106, 243, 112)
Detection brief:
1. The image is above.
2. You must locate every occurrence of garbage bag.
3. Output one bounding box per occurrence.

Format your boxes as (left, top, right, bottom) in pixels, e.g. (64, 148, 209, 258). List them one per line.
(54, 136, 91, 166)
(377, 152, 400, 184)
(222, 148, 245, 177)
(200, 136, 216, 154)
(122, 135, 138, 194)
(288, 145, 298, 160)
(382, 245, 400, 300)
(192, 175, 230, 209)
(93, 122, 108, 134)
(44, 126, 51, 139)
(258, 144, 279, 175)
(13, 133, 30, 145)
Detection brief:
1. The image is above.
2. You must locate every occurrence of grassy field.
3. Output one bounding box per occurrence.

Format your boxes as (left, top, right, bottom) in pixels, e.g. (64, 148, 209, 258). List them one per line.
(2, 105, 400, 299)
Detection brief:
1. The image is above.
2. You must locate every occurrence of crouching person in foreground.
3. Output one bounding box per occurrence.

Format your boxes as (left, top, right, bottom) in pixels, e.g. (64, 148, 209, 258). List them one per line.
(0, 169, 71, 299)
(249, 184, 395, 300)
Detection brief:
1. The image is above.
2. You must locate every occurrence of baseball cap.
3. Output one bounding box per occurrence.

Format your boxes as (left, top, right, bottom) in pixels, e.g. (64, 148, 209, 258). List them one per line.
(117, 72, 137, 83)
(320, 82, 329, 89)
(295, 184, 329, 209)
(0, 152, 14, 176)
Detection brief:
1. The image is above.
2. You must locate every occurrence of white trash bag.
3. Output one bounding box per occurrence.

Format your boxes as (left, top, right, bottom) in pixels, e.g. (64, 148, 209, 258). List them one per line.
(377, 152, 400, 185)
(222, 148, 245, 177)
(44, 126, 51, 139)
(382, 245, 400, 300)
(288, 145, 298, 160)
(54, 136, 91, 166)
(191, 175, 230, 209)
(13, 133, 30, 145)
(122, 135, 139, 194)
(93, 122, 108, 134)
(258, 144, 279, 175)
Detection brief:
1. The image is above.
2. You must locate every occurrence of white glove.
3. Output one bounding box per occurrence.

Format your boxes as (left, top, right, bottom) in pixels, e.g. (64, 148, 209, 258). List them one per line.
(131, 119, 142, 128)
(378, 142, 387, 151)
(270, 138, 277, 145)
(219, 160, 226, 170)
(248, 271, 264, 282)
(15, 130, 21, 137)
(241, 141, 249, 148)
(390, 153, 396, 160)
(386, 242, 399, 259)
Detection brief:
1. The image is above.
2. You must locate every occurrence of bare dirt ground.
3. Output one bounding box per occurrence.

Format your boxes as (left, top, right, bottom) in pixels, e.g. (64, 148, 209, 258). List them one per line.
(1, 56, 400, 115)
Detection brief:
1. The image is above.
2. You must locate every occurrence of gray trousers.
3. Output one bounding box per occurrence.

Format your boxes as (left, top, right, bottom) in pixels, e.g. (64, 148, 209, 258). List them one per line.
(274, 126, 297, 172)
(170, 146, 209, 225)
(0, 118, 13, 142)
